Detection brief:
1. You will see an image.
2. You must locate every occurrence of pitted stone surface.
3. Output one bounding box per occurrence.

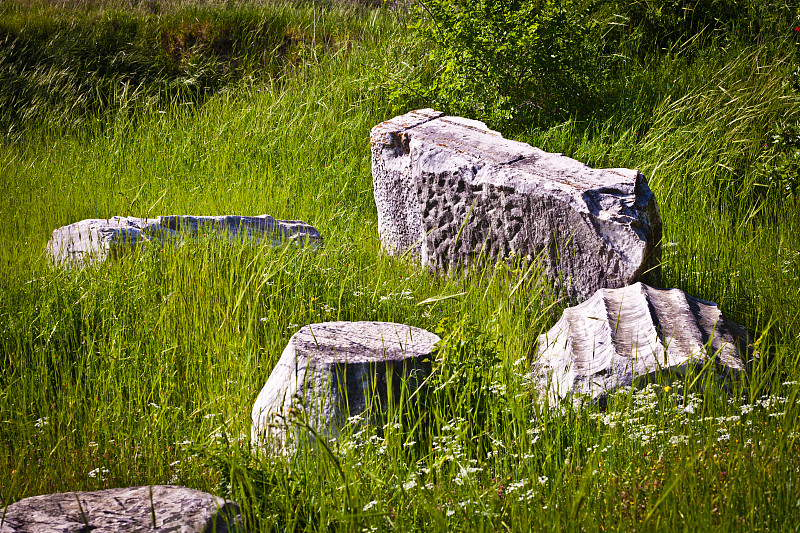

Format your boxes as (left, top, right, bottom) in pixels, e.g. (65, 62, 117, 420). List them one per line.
(0, 485, 244, 532)
(371, 109, 662, 302)
(251, 321, 440, 452)
(47, 215, 323, 266)
(532, 283, 756, 404)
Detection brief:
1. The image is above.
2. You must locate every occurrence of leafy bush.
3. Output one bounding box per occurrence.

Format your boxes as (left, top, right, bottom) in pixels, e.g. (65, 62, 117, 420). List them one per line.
(405, 0, 602, 129)
(754, 120, 800, 199)
(401, 0, 797, 131)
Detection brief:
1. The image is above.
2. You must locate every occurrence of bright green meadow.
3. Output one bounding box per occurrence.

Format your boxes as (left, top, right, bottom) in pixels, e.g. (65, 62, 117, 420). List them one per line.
(1, 0, 800, 531)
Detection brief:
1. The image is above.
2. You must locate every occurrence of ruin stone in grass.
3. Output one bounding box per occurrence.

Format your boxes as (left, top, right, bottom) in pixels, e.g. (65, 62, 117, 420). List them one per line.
(532, 282, 757, 405)
(47, 214, 322, 267)
(370, 109, 662, 302)
(0, 485, 244, 533)
(251, 321, 440, 453)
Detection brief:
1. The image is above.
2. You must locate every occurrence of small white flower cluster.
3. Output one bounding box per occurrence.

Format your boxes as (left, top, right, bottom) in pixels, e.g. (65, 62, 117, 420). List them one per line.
(668, 435, 689, 446)
(590, 383, 705, 447)
(526, 426, 542, 440)
(453, 463, 483, 486)
(441, 497, 498, 520)
(319, 303, 336, 314)
(502, 479, 537, 502)
(337, 420, 389, 462)
(584, 380, 800, 453)
(486, 380, 507, 396)
(378, 289, 414, 302)
(756, 395, 787, 410)
(362, 500, 378, 511)
(88, 466, 109, 480)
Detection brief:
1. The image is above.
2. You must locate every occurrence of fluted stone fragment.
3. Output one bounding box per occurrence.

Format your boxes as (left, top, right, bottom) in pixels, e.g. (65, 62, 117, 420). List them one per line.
(252, 321, 439, 453)
(533, 283, 756, 403)
(0, 485, 244, 533)
(48, 214, 322, 267)
(371, 109, 662, 302)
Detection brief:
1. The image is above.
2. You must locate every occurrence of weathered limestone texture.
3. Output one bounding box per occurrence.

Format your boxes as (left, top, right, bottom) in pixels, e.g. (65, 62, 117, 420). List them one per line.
(0, 485, 244, 533)
(252, 321, 440, 452)
(532, 283, 756, 404)
(48, 215, 323, 266)
(370, 109, 662, 302)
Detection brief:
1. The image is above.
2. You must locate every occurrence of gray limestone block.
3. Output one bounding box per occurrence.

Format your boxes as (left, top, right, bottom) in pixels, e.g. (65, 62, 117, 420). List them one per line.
(370, 109, 662, 302)
(47, 215, 323, 267)
(251, 321, 440, 453)
(532, 282, 757, 405)
(0, 485, 244, 533)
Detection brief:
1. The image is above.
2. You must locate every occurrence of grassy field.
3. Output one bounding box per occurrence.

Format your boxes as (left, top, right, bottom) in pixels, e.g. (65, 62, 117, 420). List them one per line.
(1, 0, 799, 531)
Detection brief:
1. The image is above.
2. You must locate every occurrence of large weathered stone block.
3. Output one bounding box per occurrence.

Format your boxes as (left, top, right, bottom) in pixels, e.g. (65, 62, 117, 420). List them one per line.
(532, 283, 756, 404)
(47, 215, 322, 267)
(251, 321, 440, 452)
(370, 109, 662, 302)
(0, 485, 244, 532)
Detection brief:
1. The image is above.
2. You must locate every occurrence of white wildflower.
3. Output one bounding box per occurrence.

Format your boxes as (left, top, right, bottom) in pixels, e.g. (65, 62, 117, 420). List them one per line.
(346, 414, 364, 424)
(88, 467, 109, 479)
(506, 481, 527, 493)
(363, 500, 378, 511)
(669, 435, 689, 446)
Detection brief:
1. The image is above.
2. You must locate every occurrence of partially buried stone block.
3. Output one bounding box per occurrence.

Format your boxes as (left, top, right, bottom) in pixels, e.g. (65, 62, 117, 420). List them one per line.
(47, 214, 322, 267)
(251, 321, 440, 452)
(532, 283, 757, 405)
(370, 109, 662, 302)
(0, 485, 244, 533)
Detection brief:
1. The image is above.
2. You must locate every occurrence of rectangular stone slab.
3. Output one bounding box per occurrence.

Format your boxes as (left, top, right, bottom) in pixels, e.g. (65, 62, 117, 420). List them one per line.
(47, 214, 323, 267)
(371, 109, 662, 302)
(0, 485, 243, 533)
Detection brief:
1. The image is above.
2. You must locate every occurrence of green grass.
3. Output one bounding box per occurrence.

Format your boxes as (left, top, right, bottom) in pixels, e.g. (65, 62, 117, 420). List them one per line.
(0, 0, 384, 137)
(1, 0, 800, 531)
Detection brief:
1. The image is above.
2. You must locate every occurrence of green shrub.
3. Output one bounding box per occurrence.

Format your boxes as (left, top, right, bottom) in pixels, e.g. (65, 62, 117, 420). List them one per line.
(404, 0, 602, 129)
(754, 120, 800, 199)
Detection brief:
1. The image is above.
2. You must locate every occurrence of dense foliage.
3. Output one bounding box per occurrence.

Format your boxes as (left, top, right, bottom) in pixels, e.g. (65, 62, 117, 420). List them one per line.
(403, 0, 800, 131)
(403, 0, 601, 127)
